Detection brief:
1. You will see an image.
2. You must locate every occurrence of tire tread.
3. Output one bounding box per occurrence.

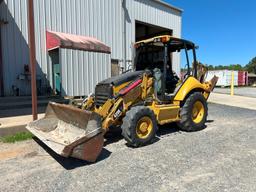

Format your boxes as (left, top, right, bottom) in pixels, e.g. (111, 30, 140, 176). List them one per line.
(121, 106, 158, 147)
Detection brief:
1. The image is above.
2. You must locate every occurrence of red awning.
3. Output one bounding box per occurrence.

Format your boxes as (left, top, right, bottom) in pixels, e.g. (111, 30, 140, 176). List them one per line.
(46, 30, 111, 54)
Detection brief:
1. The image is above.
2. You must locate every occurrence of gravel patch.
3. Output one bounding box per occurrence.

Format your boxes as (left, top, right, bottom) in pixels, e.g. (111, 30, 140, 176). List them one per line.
(0, 103, 256, 192)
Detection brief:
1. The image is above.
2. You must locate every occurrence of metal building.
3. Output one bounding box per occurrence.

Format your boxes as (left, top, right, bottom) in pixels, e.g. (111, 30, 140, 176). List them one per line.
(0, 0, 182, 97)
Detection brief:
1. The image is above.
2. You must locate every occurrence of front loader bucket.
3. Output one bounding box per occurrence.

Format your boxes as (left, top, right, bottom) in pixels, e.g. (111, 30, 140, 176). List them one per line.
(26, 102, 104, 162)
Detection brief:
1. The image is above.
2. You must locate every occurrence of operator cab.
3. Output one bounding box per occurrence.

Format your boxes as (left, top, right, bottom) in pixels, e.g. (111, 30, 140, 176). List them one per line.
(134, 36, 198, 101)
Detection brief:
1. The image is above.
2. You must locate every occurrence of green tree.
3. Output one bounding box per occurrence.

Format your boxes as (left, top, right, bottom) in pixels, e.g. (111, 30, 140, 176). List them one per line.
(207, 65, 214, 70)
(215, 65, 225, 70)
(245, 57, 256, 74)
(228, 64, 243, 71)
(206, 64, 244, 71)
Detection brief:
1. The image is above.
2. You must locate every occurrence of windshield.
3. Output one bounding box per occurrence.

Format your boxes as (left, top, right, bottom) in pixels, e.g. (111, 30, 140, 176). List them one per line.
(135, 43, 169, 71)
(134, 40, 195, 79)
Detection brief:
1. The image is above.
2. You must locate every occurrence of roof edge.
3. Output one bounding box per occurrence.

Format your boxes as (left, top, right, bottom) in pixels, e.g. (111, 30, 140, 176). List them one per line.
(46, 30, 111, 54)
(152, 0, 183, 13)
(135, 35, 194, 47)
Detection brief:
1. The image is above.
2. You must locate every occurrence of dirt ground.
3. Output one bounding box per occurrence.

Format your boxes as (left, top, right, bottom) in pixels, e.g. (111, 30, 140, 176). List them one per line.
(0, 103, 256, 192)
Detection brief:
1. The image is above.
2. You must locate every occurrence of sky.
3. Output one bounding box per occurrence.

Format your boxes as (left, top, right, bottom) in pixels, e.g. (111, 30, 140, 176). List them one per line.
(165, 0, 256, 66)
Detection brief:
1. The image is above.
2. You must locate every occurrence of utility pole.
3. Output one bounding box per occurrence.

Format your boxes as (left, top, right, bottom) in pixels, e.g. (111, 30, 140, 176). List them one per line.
(27, 0, 38, 120)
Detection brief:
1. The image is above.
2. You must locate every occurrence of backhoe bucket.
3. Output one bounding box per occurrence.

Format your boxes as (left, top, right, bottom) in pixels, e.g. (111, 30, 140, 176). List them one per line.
(26, 102, 104, 162)
(208, 75, 219, 92)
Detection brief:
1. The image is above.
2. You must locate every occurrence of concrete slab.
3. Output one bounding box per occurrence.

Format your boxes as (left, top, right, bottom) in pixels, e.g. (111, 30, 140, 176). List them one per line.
(0, 114, 44, 136)
(208, 93, 256, 111)
(214, 87, 256, 98)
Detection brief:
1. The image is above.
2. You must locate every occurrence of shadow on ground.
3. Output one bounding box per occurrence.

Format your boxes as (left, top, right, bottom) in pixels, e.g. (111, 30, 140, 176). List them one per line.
(33, 137, 111, 170)
(206, 120, 214, 123)
(0, 107, 47, 118)
(105, 123, 181, 148)
(33, 122, 212, 169)
(157, 123, 180, 137)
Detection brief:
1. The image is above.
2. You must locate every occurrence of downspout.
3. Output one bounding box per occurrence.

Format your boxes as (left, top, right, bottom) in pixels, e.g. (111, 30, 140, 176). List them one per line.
(122, 0, 127, 72)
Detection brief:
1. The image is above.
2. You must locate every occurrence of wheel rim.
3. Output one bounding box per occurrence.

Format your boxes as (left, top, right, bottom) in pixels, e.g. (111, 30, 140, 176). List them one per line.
(136, 116, 153, 139)
(192, 101, 205, 124)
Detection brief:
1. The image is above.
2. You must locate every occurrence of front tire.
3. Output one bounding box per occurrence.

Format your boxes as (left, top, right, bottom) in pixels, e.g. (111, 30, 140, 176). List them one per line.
(178, 92, 208, 132)
(121, 106, 158, 147)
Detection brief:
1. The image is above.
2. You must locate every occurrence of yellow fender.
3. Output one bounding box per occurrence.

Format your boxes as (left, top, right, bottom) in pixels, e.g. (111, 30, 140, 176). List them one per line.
(174, 76, 210, 101)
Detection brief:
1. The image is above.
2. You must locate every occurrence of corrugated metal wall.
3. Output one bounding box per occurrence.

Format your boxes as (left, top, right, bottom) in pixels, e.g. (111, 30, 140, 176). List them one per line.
(0, 0, 122, 96)
(0, 0, 181, 96)
(32, 0, 121, 96)
(125, 0, 182, 75)
(61, 49, 111, 97)
(0, 1, 30, 96)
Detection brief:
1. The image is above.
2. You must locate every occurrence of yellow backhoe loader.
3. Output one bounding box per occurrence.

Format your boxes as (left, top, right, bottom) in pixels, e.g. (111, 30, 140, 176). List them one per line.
(27, 36, 218, 162)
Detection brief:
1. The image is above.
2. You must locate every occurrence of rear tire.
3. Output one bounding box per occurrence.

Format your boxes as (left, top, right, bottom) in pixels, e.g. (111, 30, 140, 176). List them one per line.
(121, 106, 158, 147)
(178, 92, 208, 132)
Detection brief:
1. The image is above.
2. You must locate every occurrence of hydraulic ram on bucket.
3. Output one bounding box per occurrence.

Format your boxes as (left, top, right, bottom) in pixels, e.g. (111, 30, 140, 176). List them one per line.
(26, 102, 104, 162)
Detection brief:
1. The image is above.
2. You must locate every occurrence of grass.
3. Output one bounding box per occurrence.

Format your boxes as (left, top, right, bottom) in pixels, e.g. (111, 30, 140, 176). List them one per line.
(0, 132, 34, 143)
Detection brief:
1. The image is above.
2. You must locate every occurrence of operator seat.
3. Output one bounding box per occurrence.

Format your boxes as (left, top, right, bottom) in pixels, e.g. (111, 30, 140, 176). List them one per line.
(166, 70, 179, 93)
(153, 68, 179, 97)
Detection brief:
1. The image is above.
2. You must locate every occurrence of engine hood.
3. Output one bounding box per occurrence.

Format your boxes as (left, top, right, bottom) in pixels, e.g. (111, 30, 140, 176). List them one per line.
(98, 71, 144, 87)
